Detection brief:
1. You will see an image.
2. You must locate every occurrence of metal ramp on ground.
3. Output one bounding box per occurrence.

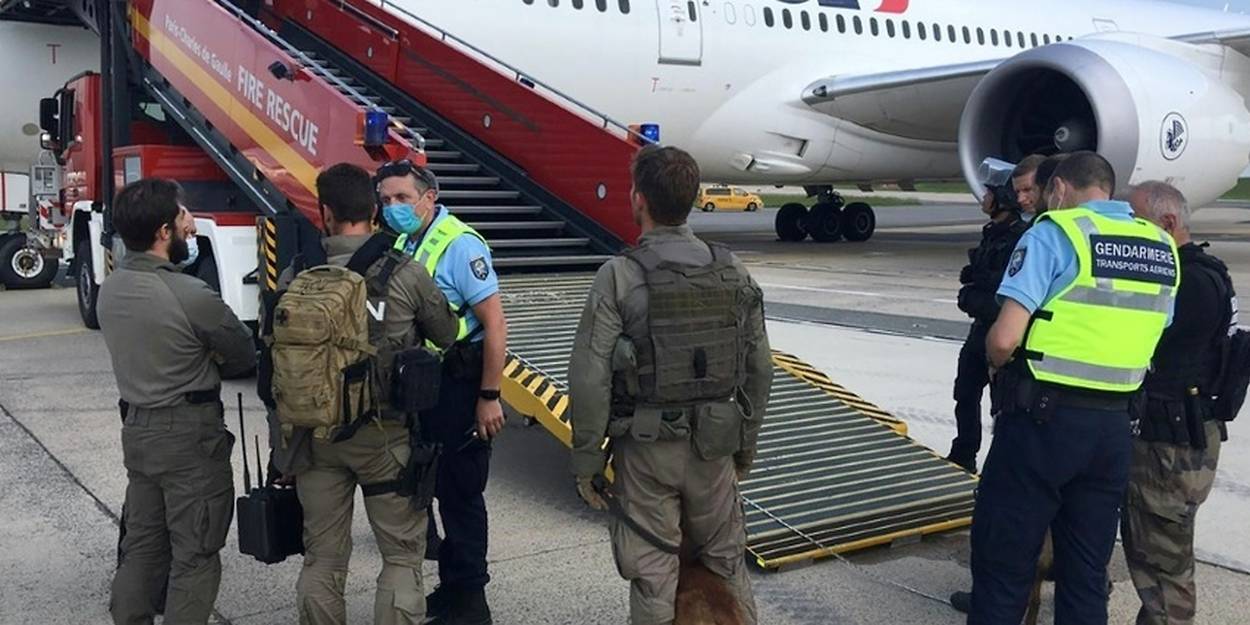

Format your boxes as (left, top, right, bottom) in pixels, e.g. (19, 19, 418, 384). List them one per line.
(498, 274, 978, 570)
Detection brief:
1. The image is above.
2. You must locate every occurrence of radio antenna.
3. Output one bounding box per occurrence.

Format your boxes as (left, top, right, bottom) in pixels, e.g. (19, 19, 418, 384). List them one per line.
(237, 393, 252, 494)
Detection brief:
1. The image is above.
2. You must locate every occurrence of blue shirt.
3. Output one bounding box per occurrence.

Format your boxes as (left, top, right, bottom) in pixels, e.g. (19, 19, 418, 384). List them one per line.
(403, 205, 498, 341)
(999, 200, 1152, 314)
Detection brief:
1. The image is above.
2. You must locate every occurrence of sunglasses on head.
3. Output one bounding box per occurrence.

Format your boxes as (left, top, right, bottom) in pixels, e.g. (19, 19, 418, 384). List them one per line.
(376, 158, 438, 194)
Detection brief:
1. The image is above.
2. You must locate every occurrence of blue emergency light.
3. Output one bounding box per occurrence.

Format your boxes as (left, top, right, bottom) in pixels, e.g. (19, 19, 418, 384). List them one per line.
(363, 109, 390, 147)
(639, 123, 660, 144)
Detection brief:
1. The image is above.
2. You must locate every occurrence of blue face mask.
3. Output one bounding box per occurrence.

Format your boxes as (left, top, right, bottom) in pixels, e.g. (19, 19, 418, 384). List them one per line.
(383, 203, 423, 235)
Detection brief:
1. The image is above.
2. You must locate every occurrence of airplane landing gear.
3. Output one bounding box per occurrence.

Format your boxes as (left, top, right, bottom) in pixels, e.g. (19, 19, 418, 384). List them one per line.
(771, 188, 876, 243)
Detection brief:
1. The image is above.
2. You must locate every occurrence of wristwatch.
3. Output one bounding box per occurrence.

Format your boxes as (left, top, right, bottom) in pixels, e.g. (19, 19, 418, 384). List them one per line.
(479, 389, 501, 401)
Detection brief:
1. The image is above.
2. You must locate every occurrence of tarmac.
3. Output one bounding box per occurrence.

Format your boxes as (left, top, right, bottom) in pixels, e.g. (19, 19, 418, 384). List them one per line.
(2, 199, 1248, 624)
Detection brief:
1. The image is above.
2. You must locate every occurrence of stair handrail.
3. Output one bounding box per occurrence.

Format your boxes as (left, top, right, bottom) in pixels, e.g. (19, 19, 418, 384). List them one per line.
(371, 0, 650, 144)
(215, 0, 426, 151)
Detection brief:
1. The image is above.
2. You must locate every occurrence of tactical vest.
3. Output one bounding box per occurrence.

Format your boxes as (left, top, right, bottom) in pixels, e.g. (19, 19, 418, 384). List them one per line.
(611, 240, 757, 458)
(1144, 245, 1234, 398)
(394, 212, 490, 346)
(1023, 207, 1179, 393)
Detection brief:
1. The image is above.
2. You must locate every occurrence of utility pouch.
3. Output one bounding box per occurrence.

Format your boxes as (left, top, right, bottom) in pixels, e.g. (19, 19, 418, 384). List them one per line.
(391, 347, 442, 413)
(612, 337, 641, 397)
(692, 400, 744, 461)
(630, 406, 664, 443)
(1142, 398, 1191, 447)
(1184, 390, 1209, 450)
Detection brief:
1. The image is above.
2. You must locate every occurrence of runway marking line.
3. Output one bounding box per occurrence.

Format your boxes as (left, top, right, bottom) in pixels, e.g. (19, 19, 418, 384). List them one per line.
(0, 328, 90, 342)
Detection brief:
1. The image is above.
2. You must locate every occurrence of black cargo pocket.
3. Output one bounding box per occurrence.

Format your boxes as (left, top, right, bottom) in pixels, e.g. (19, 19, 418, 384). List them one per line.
(197, 489, 234, 554)
(692, 401, 744, 461)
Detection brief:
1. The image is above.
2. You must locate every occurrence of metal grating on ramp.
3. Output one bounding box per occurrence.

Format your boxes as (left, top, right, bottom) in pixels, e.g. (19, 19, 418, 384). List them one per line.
(498, 274, 977, 569)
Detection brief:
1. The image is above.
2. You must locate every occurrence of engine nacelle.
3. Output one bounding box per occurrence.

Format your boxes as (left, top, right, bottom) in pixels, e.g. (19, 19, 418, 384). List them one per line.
(959, 37, 1250, 208)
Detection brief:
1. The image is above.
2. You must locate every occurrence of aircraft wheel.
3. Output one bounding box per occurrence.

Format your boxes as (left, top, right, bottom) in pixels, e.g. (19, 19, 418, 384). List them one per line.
(842, 202, 877, 242)
(805, 202, 844, 242)
(775, 203, 809, 242)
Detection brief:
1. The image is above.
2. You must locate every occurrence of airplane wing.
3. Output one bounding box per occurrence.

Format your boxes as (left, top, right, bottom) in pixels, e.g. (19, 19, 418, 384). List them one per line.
(801, 60, 1003, 143)
(1176, 26, 1250, 57)
(803, 26, 1250, 144)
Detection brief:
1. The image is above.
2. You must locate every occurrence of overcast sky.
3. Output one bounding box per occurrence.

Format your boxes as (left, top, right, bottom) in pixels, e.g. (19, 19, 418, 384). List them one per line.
(1167, 0, 1250, 12)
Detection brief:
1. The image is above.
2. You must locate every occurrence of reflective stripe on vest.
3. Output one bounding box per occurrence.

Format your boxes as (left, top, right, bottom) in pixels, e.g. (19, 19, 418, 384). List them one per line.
(394, 213, 490, 344)
(1023, 207, 1179, 393)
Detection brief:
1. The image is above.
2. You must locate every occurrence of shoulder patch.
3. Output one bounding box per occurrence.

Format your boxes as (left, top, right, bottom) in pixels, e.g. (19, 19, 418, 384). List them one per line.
(1008, 247, 1027, 277)
(470, 256, 490, 281)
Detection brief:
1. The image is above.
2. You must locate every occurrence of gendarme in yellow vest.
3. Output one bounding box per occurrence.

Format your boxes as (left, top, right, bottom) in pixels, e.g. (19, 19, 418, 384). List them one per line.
(394, 212, 490, 344)
(1023, 206, 1179, 393)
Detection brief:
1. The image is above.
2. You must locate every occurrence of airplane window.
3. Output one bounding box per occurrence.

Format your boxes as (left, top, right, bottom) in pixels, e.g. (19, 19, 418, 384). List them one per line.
(1003, 29, 1011, 47)
(837, 14, 846, 33)
(548, 0, 558, 6)
(933, 22, 942, 41)
(870, 17, 879, 36)
(744, 4, 755, 26)
(596, 0, 607, 10)
(801, 10, 810, 31)
(818, 13, 828, 32)
(1031, 33, 1039, 47)
(524, 0, 534, 4)
(1017, 32, 1025, 47)
(1043, 33, 1051, 44)
(886, 19, 895, 38)
(976, 27, 985, 45)
(782, 8, 792, 29)
(917, 22, 927, 40)
(763, 6, 773, 26)
(990, 29, 998, 46)
(724, 2, 736, 24)
(619, 0, 629, 14)
(901, 20, 910, 39)
(573, 0, 583, 7)
(853, 15, 862, 35)
(963, 26, 971, 44)
(948, 25, 957, 42)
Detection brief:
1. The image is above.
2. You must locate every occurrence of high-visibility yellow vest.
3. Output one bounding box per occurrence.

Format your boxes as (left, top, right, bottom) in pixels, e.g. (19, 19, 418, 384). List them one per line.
(1023, 207, 1179, 393)
(394, 213, 490, 344)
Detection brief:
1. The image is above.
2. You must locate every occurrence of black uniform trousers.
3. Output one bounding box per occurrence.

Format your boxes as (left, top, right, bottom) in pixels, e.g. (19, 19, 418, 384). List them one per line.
(969, 404, 1131, 625)
(950, 322, 990, 467)
(421, 353, 492, 591)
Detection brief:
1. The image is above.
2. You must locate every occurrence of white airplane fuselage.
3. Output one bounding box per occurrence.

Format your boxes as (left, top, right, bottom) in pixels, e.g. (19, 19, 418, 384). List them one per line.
(388, 0, 1250, 185)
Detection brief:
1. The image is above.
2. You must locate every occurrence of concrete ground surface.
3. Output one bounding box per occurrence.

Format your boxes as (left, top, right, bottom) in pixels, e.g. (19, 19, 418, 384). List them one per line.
(2, 201, 1249, 624)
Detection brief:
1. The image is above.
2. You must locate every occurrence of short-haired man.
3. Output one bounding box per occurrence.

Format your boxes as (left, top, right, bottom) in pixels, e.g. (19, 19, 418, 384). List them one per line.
(101, 178, 256, 624)
(568, 145, 773, 624)
(1124, 181, 1235, 625)
(1032, 154, 1071, 213)
(972, 152, 1179, 624)
(1012, 154, 1047, 216)
(265, 163, 460, 625)
(376, 160, 506, 625)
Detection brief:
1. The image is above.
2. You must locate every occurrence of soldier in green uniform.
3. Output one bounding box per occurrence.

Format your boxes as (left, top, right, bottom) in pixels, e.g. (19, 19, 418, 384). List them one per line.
(568, 145, 774, 625)
(100, 178, 256, 625)
(1123, 181, 1234, 625)
(262, 163, 460, 625)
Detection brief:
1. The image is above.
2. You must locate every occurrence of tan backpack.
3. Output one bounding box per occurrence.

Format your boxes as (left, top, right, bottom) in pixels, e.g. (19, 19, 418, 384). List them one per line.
(270, 265, 377, 435)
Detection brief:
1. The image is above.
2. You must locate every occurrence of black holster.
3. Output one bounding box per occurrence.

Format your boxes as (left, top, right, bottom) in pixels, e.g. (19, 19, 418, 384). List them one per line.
(443, 342, 484, 381)
(361, 422, 441, 509)
(391, 347, 442, 413)
(990, 366, 1044, 421)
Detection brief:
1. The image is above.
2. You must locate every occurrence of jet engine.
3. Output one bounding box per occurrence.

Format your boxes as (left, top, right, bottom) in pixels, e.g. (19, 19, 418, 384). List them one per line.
(959, 37, 1250, 208)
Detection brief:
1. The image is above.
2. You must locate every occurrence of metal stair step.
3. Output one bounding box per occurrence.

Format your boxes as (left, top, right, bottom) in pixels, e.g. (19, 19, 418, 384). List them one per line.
(438, 176, 501, 187)
(447, 205, 543, 216)
(438, 189, 519, 200)
(490, 237, 590, 249)
(468, 220, 565, 231)
(426, 163, 481, 174)
(425, 150, 463, 161)
(493, 255, 613, 268)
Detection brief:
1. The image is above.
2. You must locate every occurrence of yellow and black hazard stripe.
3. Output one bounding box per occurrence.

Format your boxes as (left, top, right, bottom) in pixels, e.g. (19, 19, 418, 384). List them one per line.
(104, 248, 115, 274)
(771, 350, 907, 435)
(258, 218, 280, 292)
(501, 354, 572, 445)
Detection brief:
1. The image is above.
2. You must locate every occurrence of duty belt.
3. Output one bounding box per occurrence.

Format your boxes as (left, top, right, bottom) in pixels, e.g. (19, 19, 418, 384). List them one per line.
(118, 387, 222, 418)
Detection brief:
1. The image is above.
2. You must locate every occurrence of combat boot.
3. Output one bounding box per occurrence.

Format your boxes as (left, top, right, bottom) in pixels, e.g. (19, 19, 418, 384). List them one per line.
(425, 585, 454, 620)
(427, 587, 492, 625)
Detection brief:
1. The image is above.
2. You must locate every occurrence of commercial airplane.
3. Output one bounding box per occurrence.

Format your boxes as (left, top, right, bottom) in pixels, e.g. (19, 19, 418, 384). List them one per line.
(382, 0, 1250, 242)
